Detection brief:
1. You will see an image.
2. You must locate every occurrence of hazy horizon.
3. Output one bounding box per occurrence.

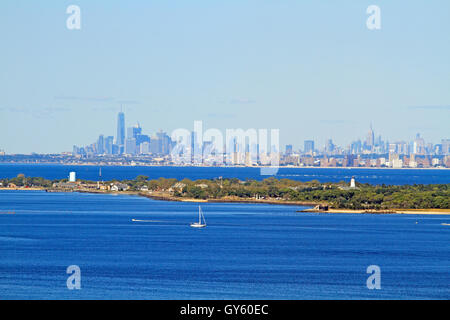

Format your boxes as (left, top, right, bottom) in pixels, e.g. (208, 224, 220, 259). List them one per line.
(1, 1, 449, 154)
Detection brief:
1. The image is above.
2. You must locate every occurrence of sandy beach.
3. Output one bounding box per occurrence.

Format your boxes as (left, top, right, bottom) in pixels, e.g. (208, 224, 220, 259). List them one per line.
(302, 208, 450, 215)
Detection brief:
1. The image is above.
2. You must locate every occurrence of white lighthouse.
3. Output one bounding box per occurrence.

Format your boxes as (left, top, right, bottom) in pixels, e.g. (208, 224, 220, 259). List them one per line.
(69, 172, 76, 182)
(350, 176, 356, 189)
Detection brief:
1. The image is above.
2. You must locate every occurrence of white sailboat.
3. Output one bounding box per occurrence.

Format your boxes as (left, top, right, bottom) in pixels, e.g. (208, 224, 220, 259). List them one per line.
(190, 206, 207, 228)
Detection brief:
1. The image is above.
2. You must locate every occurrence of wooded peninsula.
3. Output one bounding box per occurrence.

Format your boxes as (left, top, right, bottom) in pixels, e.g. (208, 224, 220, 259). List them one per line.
(1, 174, 449, 212)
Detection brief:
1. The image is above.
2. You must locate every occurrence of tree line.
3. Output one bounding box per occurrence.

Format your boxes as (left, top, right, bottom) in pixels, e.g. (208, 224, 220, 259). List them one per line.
(1, 174, 448, 209)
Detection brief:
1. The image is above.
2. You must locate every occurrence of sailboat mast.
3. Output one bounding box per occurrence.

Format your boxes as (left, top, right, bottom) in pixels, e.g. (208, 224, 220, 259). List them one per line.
(200, 206, 205, 225)
(199, 206, 201, 224)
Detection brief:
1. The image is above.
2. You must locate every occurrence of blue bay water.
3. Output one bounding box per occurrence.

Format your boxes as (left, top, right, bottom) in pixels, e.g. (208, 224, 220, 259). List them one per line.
(1, 163, 450, 185)
(0, 190, 449, 300)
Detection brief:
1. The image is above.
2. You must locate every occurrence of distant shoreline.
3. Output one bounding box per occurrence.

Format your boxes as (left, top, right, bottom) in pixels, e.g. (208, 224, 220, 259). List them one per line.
(135, 192, 450, 215)
(0, 162, 449, 170)
(299, 207, 450, 215)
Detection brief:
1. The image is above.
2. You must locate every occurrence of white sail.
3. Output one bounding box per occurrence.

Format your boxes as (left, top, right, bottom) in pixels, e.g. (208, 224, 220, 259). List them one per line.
(190, 205, 207, 228)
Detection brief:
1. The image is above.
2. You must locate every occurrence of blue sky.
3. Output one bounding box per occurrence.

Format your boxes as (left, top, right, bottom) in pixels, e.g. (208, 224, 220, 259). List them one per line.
(0, 0, 449, 153)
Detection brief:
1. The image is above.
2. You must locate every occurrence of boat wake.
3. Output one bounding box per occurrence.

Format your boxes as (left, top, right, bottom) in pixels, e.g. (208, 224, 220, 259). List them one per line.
(132, 219, 164, 223)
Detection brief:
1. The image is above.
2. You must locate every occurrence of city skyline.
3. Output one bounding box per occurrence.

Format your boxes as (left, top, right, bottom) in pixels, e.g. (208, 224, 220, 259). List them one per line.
(69, 111, 449, 159)
(3, 106, 449, 167)
(1, 1, 450, 153)
(1, 107, 448, 158)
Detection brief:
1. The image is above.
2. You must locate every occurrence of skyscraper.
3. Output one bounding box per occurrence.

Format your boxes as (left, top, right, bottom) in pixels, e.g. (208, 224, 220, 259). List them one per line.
(304, 140, 314, 154)
(127, 123, 142, 139)
(97, 135, 104, 154)
(140, 141, 150, 154)
(413, 133, 425, 154)
(442, 139, 450, 155)
(366, 124, 375, 150)
(125, 138, 137, 155)
(285, 144, 293, 155)
(116, 112, 125, 154)
(156, 130, 172, 155)
(136, 134, 150, 148)
(150, 136, 161, 154)
(325, 139, 334, 154)
(104, 136, 114, 154)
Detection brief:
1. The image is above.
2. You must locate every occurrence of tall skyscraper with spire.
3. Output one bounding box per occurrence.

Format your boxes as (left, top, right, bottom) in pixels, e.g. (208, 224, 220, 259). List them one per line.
(366, 124, 375, 150)
(116, 111, 125, 154)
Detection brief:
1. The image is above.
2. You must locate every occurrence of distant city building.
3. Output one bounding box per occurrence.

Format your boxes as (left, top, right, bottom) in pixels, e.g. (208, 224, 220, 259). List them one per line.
(136, 134, 150, 147)
(148, 137, 158, 154)
(97, 135, 104, 154)
(67, 112, 449, 168)
(351, 139, 362, 154)
(325, 139, 334, 154)
(442, 139, 450, 155)
(111, 144, 119, 155)
(125, 138, 137, 155)
(157, 130, 172, 155)
(140, 141, 150, 154)
(104, 136, 114, 154)
(413, 133, 425, 154)
(127, 123, 142, 139)
(285, 144, 293, 155)
(365, 124, 375, 150)
(389, 153, 403, 168)
(304, 140, 314, 154)
(116, 112, 125, 154)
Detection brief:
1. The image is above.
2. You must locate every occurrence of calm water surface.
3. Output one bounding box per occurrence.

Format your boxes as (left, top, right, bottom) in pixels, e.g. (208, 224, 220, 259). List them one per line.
(1, 163, 449, 185)
(0, 190, 449, 299)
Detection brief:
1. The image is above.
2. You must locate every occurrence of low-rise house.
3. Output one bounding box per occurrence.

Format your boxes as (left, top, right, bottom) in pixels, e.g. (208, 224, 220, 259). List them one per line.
(52, 182, 78, 190)
(168, 182, 187, 194)
(79, 183, 98, 190)
(111, 183, 129, 191)
(173, 182, 186, 189)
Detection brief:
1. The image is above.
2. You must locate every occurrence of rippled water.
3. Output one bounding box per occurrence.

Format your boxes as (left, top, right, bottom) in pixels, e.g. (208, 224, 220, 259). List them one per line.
(0, 163, 449, 185)
(1, 190, 449, 299)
